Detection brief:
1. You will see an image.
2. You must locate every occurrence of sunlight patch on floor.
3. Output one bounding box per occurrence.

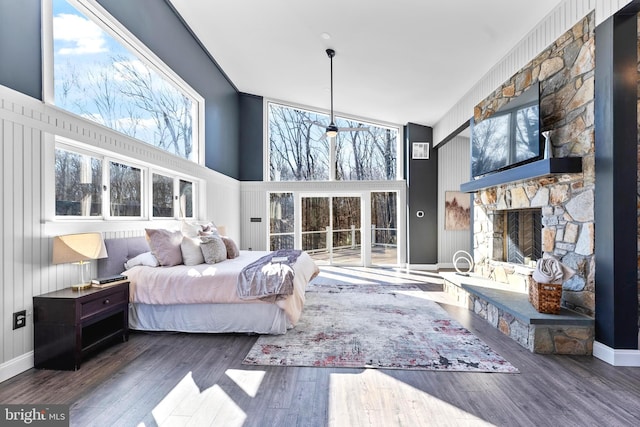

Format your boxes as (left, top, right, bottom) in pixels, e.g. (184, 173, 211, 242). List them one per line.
(316, 269, 383, 285)
(148, 371, 246, 427)
(328, 370, 495, 427)
(318, 266, 443, 285)
(225, 369, 265, 398)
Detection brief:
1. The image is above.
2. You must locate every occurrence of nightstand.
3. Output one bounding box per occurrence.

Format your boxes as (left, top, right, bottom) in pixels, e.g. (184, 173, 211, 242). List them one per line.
(33, 282, 129, 370)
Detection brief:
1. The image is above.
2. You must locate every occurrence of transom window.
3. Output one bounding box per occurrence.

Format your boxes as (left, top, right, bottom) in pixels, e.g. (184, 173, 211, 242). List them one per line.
(48, 0, 202, 162)
(268, 102, 399, 181)
(55, 145, 195, 220)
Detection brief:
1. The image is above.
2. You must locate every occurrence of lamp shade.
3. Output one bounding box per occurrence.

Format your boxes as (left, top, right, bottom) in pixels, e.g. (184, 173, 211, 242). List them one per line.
(52, 232, 108, 265)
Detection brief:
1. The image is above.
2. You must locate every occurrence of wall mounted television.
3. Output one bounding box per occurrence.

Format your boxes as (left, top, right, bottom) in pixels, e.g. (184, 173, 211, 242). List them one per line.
(470, 83, 541, 179)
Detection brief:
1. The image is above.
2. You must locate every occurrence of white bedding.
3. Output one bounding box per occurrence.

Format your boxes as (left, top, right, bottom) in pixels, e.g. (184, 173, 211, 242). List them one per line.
(124, 250, 319, 326)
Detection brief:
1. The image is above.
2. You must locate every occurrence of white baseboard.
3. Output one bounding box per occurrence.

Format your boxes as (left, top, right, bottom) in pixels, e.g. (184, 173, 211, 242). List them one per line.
(0, 351, 34, 384)
(593, 341, 640, 366)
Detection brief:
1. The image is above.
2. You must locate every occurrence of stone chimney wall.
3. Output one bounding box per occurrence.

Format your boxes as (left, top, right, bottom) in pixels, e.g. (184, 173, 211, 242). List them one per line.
(473, 13, 595, 316)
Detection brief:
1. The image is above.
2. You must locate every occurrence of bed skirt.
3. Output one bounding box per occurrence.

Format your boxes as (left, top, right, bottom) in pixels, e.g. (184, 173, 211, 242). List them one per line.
(129, 302, 289, 335)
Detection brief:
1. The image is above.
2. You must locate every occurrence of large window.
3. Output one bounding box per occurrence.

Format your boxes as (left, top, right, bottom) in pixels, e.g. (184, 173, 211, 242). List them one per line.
(49, 0, 201, 161)
(55, 145, 196, 220)
(268, 103, 399, 181)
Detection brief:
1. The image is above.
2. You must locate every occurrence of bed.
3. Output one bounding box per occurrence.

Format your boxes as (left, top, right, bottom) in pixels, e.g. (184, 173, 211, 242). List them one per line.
(97, 236, 319, 335)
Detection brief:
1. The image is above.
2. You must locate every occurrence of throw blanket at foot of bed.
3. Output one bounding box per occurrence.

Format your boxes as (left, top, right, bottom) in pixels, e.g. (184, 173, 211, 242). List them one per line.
(237, 250, 303, 302)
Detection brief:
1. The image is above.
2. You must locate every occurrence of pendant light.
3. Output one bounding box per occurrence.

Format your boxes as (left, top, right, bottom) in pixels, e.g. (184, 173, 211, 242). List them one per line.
(325, 48, 338, 138)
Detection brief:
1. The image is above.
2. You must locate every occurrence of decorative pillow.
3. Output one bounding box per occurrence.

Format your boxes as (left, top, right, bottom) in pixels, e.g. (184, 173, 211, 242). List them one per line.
(124, 251, 159, 270)
(181, 221, 202, 238)
(221, 236, 239, 259)
(199, 222, 219, 237)
(181, 236, 205, 266)
(145, 228, 183, 266)
(200, 235, 227, 264)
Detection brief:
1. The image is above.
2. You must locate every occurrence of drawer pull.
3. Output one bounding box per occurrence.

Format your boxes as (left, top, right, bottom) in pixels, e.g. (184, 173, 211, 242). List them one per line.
(103, 299, 110, 305)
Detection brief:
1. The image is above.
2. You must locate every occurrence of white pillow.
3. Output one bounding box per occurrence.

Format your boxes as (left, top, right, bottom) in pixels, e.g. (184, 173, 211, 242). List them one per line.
(181, 221, 201, 238)
(181, 236, 205, 265)
(124, 251, 159, 270)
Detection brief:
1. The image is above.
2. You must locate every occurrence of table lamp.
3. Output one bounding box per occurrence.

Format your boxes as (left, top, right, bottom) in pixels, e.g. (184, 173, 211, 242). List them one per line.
(52, 232, 108, 290)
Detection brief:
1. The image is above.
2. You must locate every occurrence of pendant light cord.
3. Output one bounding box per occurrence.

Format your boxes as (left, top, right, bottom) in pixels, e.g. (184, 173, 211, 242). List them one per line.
(330, 52, 334, 122)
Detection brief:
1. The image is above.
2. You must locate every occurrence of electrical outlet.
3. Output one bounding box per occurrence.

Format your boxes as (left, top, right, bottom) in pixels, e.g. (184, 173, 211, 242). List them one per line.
(13, 310, 26, 330)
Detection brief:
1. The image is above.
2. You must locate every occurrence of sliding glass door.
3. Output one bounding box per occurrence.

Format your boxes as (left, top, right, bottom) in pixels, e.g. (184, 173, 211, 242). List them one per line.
(269, 190, 399, 266)
(371, 191, 397, 266)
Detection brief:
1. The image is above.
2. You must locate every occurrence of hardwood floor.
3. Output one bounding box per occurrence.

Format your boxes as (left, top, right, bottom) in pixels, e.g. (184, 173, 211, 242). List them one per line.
(1, 268, 640, 426)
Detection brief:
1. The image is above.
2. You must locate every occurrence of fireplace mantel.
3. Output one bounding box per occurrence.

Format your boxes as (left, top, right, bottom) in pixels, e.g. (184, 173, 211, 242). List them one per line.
(460, 157, 582, 192)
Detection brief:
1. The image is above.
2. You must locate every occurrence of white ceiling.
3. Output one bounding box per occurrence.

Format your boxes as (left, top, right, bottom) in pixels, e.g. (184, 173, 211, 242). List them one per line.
(169, 0, 562, 129)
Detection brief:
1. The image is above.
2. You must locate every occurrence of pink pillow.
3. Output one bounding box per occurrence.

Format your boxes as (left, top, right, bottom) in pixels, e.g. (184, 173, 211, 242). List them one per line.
(221, 236, 239, 259)
(145, 229, 183, 266)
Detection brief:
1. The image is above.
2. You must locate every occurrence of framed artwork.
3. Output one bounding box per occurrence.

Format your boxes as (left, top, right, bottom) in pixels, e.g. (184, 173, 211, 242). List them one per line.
(445, 191, 470, 230)
(412, 142, 429, 159)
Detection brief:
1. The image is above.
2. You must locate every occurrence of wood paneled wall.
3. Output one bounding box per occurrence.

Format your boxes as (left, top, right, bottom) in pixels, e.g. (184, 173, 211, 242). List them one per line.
(437, 135, 471, 267)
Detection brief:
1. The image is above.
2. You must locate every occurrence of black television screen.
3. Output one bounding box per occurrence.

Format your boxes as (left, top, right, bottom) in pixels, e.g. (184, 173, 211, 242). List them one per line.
(471, 84, 541, 179)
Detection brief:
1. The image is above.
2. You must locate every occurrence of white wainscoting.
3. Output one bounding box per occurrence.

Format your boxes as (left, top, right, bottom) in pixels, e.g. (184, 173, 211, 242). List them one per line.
(433, 0, 634, 145)
(0, 84, 240, 380)
(437, 135, 471, 267)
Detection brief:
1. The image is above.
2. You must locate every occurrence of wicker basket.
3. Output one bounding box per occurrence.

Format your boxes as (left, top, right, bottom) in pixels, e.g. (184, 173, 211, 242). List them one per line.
(529, 281, 562, 314)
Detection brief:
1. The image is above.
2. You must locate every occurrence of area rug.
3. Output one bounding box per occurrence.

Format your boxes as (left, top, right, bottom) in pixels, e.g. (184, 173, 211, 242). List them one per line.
(243, 282, 518, 373)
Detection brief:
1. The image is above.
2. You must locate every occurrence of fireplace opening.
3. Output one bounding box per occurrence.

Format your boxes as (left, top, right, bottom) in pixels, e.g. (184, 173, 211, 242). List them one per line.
(505, 209, 542, 264)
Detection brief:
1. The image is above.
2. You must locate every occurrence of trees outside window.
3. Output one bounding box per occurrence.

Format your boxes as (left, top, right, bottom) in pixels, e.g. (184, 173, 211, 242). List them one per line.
(269, 193, 294, 250)
(51, 0, 199, 161)
(55, 148, 102, 216)
(268, 103, 398, 181)
(55, 146, 196, 219)
(153, 174, 173, 218)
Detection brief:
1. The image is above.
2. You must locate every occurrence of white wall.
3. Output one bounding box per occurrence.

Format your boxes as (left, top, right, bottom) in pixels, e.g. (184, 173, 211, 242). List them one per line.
(433, 0, 634, 145)
(0, 85, 240, 382)
(437, 136, 471, 268)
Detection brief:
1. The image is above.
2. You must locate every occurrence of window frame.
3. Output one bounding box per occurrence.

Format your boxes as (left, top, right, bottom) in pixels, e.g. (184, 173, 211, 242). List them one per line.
(264, 100, 403, 182)
(42, 0, 205, 165)
(54, 139, 198, 222)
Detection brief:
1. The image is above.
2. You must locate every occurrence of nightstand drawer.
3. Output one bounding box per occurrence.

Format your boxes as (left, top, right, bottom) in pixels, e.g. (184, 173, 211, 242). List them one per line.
(81, 287, 127, 318)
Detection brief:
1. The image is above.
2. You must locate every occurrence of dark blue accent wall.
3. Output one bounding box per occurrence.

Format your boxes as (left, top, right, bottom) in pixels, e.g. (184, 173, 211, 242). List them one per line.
(594, 3, 639, 349)
(238, 93, 264, 181)
(0, 0, 42, 99)
(97, 0, 241, 179)
(406, 123, 438, 264)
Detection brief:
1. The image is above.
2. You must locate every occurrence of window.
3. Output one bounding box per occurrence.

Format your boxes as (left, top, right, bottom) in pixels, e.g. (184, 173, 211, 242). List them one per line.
(55, 145, 196, 220)
(179, 180, 193, 218)
(110, 161, 142, 217)
(269, 193, 294, 250)
(55, 148, 102, 216)
(152, 174, 173, 218)
(268, 102, 399, 181)
(49, 0, 201, 161)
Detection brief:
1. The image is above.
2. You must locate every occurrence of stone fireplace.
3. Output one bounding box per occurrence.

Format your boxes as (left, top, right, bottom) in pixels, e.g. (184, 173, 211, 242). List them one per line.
(470, 12, 595, 317)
